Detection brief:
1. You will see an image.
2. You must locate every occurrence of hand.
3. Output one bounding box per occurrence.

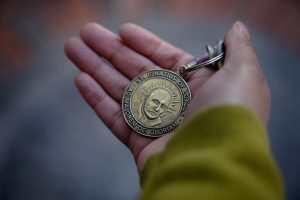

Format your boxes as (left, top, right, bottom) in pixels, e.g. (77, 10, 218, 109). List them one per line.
(64, 21, 270, 174)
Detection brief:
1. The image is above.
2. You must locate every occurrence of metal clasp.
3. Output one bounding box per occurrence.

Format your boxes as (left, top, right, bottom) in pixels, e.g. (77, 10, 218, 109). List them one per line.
(178, 39, 225, 77)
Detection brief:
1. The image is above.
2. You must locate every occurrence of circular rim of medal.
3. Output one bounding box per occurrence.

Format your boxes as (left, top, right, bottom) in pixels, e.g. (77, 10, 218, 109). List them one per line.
(122, 69, 191, 138)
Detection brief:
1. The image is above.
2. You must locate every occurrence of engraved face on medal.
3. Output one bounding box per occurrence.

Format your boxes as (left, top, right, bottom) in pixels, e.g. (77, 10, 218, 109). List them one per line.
(122, 70, 191, 137)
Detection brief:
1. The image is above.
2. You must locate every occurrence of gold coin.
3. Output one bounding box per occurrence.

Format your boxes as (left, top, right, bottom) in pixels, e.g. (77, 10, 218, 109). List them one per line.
(122, 69, 191, 137)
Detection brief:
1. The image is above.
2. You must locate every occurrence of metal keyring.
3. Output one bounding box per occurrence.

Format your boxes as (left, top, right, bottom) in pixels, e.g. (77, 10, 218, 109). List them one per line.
(178, 39, 225, 77)
(178, 52, 225, 77)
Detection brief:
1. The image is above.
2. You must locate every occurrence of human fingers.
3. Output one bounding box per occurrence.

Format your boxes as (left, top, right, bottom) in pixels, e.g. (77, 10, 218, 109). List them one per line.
(119, 23, 194, 72)
(224, 21, 260, 71)
(80, 23, 159, 79)
(75, 72, 132, 144)
(223, 21, 270, 124)
(75, 72, 156, 161)
(65, 37, 129, 102)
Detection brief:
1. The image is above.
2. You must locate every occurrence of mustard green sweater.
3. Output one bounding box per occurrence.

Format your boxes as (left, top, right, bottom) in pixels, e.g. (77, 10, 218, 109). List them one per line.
(139, 105, 284, 200)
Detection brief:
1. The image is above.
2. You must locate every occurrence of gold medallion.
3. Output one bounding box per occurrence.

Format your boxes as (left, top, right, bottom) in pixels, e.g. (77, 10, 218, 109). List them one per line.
(122, 70, 191, 137)
(122, 39, 225, 137)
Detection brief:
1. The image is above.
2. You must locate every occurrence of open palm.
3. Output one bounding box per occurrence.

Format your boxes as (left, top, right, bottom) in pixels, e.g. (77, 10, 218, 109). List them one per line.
(65, 22, 269, 173)
(65, 23, 215, 173)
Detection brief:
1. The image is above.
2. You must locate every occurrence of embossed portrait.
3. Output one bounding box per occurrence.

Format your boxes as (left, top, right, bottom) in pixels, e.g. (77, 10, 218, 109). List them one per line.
(137, 82, 180, 127)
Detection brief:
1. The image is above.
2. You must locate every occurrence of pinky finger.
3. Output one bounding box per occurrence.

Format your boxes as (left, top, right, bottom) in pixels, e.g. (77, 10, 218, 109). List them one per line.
(75, 72, 131, 144)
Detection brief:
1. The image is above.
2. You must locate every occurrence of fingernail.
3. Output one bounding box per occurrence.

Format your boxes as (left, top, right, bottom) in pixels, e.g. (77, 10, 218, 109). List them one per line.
(234, 21, 250, 39)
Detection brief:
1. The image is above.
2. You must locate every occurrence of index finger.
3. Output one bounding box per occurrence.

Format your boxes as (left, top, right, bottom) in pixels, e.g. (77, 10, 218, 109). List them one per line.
(119, 23, 194, 71)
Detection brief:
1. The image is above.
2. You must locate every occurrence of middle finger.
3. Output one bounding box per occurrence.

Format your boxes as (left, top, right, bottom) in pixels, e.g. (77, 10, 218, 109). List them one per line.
(80, 23, 159, 79)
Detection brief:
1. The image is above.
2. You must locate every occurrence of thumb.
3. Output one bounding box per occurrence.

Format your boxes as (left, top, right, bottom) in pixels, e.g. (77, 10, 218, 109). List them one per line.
(224, 21, 259, 69)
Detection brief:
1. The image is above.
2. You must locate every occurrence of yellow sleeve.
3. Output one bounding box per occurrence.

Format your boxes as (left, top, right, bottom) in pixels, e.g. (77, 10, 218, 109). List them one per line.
(138, 105, 284, 200)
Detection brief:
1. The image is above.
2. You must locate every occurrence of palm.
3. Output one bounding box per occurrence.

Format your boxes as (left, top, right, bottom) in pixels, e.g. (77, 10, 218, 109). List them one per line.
(65, 23, 214, 172)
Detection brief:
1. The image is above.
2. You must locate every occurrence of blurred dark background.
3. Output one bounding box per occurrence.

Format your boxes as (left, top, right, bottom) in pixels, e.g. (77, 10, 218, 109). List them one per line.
(0, 0, 299, 199)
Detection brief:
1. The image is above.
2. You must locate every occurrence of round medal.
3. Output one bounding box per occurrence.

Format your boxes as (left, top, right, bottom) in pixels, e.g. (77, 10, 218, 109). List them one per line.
(122, 70, 191, 137)
(122, 39, 225, 137)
